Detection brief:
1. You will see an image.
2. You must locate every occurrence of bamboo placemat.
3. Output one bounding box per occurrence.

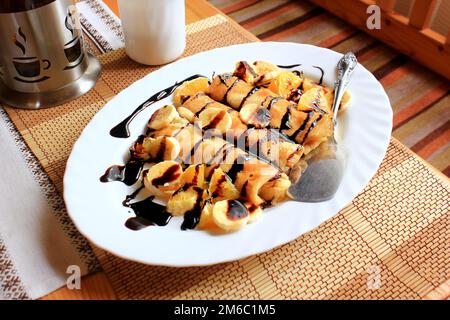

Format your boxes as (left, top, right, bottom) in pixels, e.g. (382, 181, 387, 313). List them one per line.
(3, 15, 449, 300)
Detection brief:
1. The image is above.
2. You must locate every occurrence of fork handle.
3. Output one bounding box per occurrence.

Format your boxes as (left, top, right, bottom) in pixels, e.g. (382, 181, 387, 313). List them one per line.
(332, 52, 357, 124)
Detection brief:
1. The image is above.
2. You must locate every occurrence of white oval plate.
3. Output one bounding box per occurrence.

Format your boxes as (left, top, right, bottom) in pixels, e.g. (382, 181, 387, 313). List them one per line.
(64, 42, 392, 267)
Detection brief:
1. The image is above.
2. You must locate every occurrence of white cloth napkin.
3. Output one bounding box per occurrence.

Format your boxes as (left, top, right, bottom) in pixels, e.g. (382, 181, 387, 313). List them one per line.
(0, 0, 124, 300)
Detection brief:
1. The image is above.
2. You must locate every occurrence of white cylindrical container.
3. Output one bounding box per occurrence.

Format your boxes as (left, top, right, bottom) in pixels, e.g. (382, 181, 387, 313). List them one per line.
(118, 0, 186, 65)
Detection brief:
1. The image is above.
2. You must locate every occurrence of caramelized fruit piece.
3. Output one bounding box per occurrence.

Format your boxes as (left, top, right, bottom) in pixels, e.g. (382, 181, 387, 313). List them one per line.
(208, 168, 240, 203)
(197, 108, 232, 133)
(244, 202, 263, 224)
(166, 185, 203, 216)
(239, 103, 271, 128)
(177, 106, 196, 122)
(144, 161, 182, 199)
(181, 164, 206, 189)
(146, 136, 180, 161)
(147, 105, 178, 130)
(212, 199, 249, 231)
(252, 61, 280, 74)
(298, 87, 328, 113)
(259, 173, 291, 205)
(173, 77, 210, 107)
(268, 71, 302, 99)
(301, 77, 322, 91)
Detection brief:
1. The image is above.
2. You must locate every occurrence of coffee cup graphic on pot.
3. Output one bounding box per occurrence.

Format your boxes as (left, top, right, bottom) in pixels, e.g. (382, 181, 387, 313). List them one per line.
(13, 57, 51, 80)
(63, 8, 84, 70)
(12, 27, 51, 83)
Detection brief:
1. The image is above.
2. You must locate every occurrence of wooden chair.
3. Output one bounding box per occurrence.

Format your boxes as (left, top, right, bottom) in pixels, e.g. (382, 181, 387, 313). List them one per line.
(310, 0, 450, 80)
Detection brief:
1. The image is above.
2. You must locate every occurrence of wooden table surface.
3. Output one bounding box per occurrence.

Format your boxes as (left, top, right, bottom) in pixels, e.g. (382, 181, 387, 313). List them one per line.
(42, 0, 257, 300)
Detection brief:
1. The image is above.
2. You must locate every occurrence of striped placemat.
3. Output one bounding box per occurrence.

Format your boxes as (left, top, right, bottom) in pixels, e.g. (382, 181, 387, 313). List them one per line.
(93, 136, 449, 299)
(3, 14, 449, 300)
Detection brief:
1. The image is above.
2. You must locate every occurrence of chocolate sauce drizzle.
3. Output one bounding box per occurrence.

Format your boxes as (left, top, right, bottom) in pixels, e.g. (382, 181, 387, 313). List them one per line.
(203, 110, 227, 130)
(110, 74, 205, 138)
(222, 78, 240, 104)
(300, 114, 322, 144)
(124, 196, 172, 231)
(226, 155, 249, 182)
(151, 164, 181, 187)
(277, 64, 302, 69)
(267, 97, 282, 110)
(278, 63, 325, 85)
(122, 182, 145, 207)
(103, 65, 328, 232)
(279, 106, 293, 131)
(195, 101, 216, 116)
(289, 110, 315, 141)
(226, 200, 248, 220)
(313, 66, 325, 85)
(100, 159, 143, 186)
(180, 187, 204, 230)
(238, 87, 261, 109)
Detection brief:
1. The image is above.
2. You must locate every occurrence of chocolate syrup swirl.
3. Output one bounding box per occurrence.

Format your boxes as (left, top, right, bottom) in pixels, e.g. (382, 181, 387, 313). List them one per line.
(289, 110, 315, 141)
(110, 74, 205, 138)
(226, 200, 248, 220)
(277, 64, 302, 69)
(238, 87, 261, 109)
(300, 114, 322, 144)
(151, 164, 181, 186)
(100, 159, 143, 186)
(226, 155, 249, 182)
(180, 187, 204, 230)
(279, 106, 293, 131)
(124, 196, 172, 231)
(278, 63, 325, 85)
(222, 78, 240, 104)
(122, 182, 145, 207)
(313, 66, 325, 85)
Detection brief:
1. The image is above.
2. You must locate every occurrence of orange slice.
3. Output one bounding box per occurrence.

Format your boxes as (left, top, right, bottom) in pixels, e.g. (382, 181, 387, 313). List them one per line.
(268, 71, 302, 99)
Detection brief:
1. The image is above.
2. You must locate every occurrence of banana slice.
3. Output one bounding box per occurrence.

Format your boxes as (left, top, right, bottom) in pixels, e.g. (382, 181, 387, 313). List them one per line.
(144, 161, 183, 199)
(181, 164, 206, 188)
(197, 108, 232, 133)
(166, 185, 203, 216)
(244, 202, 263, 224)
(252, 61, 280, 75)
(254, 70, 281, 87)
(239, 103, 271, 128)
(259, 173, 291, 205)
(209, 168, 240, 202)
(146, 136, 180, 161)
(249, 61, 282, 86)
(172, 115, 190, 126)
(212, 199, 249, 231)
(148, 105, 178, 130)
(173, 77, 210, 107)
(177, 106, 196, 123)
